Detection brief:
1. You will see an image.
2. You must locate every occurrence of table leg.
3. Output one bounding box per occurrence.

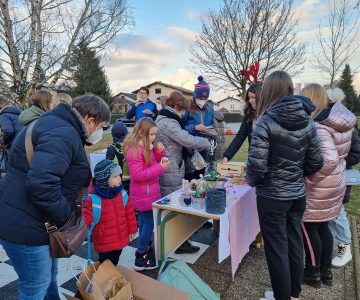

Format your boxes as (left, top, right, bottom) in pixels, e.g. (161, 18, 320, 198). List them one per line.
(159, 211, 177, 264)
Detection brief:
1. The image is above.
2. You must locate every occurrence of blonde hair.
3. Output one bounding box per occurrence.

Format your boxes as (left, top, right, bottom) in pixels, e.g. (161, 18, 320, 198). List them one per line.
(123, 118, 157, 165)
(300, 84, 329, 117)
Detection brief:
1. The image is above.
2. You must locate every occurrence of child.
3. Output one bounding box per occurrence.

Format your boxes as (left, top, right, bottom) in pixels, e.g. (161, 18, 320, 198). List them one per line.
(106, 120, 129, 191)
(246, 71, 323, 300)
(82, 159, 137, 266)
(300, 84, 356, 288)
(123, 118, 170, 271)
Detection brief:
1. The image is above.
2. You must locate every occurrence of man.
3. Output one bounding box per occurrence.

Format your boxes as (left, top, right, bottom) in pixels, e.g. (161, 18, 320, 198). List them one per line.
(126, 86, 158, 122)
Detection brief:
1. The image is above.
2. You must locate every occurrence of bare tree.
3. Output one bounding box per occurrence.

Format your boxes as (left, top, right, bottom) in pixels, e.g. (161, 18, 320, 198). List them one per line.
(0, 0, 133, 106)
(313, 0, 360, 88)
(189, 0, 306, 97)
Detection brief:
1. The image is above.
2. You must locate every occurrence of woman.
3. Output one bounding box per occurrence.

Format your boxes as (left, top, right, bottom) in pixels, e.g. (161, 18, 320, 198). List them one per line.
(156, 91, 211, 254)
(300, 84, 355, 288)
(0, 94, 110, 300)
(223, 84, 261, 162)
(246, 71, 323, 300)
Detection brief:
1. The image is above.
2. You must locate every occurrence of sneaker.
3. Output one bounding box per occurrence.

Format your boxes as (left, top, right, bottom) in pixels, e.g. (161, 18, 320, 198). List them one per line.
(264, 291, 275, 299)
(303, 265, 321, 288)
(175, 240, 200, 254)
(202, 221, 213, 229)
(134, 251, 157, 271)
(332, 243, 352, 268)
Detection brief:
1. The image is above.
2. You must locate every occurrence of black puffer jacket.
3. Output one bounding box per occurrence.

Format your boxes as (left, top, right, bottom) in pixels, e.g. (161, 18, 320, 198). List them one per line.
(0, 103, 91, 245)
(0, 105, 23, 147)
(246, 96, 323, 201)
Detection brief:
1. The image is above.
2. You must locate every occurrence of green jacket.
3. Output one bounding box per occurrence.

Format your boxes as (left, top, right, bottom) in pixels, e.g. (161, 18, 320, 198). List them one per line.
(19, 105, 45, 126)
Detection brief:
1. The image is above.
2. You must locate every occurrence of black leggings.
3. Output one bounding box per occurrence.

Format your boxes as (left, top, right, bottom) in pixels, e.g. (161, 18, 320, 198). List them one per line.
(98, 249, 123, 266)
(302, 221, 333, 267)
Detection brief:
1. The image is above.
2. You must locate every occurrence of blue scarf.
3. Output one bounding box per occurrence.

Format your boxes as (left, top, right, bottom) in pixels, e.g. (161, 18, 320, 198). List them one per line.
(93, 184, 124, 199)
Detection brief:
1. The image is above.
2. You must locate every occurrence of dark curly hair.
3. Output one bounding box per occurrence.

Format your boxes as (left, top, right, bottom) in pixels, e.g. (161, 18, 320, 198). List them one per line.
(244, 84, 262, 121)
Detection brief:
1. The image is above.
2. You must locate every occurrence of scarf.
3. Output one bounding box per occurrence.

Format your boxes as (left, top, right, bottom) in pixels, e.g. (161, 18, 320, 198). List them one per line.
(93, 184, 124, 199)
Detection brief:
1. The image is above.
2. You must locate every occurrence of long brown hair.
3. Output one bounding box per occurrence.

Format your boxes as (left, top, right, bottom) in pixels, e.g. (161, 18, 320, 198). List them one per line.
(123, 118, 157, 165)
(256, 71, 294, 118)
(31, 90, 53, 111)
(244, 84, 262, 121)
(300, 84, 329, 117)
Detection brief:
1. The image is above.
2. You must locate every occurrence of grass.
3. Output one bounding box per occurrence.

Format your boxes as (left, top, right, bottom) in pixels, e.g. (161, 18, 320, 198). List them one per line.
(89, 133, 359, 217)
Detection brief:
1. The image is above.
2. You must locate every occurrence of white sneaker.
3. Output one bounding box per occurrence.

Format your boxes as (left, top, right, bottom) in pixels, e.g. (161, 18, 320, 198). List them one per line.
(332, 243, 352, 268)
(265, 291, 275, 299)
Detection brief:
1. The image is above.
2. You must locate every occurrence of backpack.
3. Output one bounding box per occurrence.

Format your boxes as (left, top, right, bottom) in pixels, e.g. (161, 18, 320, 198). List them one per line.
(111, 143, 130, 181)
(158, 259, 220, 300)
(87, 190, 129, 264)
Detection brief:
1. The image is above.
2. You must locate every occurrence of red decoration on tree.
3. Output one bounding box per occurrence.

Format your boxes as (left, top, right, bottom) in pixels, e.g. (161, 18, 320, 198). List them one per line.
(239, 61, 260, 84)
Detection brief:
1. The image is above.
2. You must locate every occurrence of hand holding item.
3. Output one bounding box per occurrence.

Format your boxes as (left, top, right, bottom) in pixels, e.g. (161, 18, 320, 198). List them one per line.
(129, 233, 136, 241)
(155, 142, 165, 152)
(143, 109, 153, 115)
(195, 124, 207, 132)
(160, 157, 170, 170)
(222, 157, 229, 163)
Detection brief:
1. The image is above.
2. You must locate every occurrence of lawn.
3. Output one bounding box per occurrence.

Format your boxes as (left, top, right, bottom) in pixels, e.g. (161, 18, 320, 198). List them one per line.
(88, 133, 360, 217)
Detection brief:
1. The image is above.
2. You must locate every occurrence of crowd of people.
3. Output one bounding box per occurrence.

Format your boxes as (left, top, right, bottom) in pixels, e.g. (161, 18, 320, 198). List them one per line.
(0, 72, 359, 300)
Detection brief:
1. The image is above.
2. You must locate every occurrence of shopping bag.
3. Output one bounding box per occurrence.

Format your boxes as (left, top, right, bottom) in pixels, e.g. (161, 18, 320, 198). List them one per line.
(75, 260, 133, 300)
(191, 151, 207, 170)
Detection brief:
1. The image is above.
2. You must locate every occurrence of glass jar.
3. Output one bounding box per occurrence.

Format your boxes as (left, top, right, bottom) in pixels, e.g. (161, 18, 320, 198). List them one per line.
(191, 195, 206, 210)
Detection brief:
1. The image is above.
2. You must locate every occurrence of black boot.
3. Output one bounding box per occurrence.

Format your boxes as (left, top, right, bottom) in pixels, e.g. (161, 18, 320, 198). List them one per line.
(320, 262, 333, 286)
(303, 265, 321, 288)
(175, 240, 200, 254)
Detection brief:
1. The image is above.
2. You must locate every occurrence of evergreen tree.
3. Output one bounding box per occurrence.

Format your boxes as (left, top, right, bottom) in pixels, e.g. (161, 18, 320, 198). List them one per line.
(338, 64, 358, 114)
(72, 42, 112, 106)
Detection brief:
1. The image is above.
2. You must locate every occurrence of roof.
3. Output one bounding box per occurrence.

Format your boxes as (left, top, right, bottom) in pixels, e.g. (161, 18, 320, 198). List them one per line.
(218, 107, 230, 112)
(113, 92, 137, 100)
(217, 97, 243, 104)
(131, 81, 193, 95)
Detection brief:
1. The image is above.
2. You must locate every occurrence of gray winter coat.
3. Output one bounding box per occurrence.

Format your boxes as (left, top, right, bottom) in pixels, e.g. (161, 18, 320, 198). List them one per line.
(156, 107, 211, 196)
(214, 111, 226, 161)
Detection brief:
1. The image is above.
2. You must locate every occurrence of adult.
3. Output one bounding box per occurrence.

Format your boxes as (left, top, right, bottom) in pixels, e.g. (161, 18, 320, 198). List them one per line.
(300, 84, 355, 287)
(0, 94, 110, 300)
(19, 90, 57, 126)
(156, 91, 211, 253)
(126, 86, 158, 122)
(223, 84, 262, 162)
(246, 71, 323, 300)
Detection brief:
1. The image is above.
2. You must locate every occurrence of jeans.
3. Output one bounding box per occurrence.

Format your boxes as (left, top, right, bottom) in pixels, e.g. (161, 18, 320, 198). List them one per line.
(137, 210, 154, 253)
(0, 239, 60, 300)
(257, 197, 306, 300)
(329, 205, 352, 245)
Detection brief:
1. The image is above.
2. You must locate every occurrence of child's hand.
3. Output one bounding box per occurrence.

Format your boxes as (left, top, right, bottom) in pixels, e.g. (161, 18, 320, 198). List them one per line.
(160, 157, 170, 170)
(155, 142, 165, 152)
(195, 124, 207, 132)
(129, 233, 136, 241)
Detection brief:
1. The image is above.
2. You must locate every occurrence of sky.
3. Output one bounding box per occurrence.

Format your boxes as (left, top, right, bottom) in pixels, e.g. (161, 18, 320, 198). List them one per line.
(103, 0, 360, 101)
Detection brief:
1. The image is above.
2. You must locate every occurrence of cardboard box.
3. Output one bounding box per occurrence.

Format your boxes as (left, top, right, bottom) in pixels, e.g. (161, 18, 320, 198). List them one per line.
(64, 265, 190, 300)
(217, 161, 247, 175)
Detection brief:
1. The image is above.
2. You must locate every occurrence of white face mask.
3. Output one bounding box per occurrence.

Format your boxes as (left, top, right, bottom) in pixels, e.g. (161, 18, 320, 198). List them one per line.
(86, 128, 103, 145)
(195, 99, 207, 109)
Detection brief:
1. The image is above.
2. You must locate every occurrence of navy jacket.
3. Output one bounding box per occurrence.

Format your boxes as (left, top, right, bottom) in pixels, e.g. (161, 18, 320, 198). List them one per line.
(184, 103, 215, 135)
(246, 96, 323, 201)
(0, 106, 23, 147)
(126, 99, 158, 121)
(0, 103, 91, 245)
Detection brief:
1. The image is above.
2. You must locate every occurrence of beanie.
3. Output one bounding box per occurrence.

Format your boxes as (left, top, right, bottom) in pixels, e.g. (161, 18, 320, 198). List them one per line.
(94, 159, 122, 188)
(193, 76, 210, 99)
(326, 87, 345, 103)
(111, 120, 128, 143)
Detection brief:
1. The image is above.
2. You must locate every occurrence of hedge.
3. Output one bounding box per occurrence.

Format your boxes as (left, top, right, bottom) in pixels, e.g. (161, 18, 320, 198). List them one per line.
(110, 113, 125, 124)
(223, 112, 244, 123)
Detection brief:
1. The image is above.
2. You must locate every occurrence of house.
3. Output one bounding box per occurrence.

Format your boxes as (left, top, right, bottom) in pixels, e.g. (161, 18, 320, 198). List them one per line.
(216, 97, 245, 114)
(132, 81, 194, 108)
(112, 92, 136, 113)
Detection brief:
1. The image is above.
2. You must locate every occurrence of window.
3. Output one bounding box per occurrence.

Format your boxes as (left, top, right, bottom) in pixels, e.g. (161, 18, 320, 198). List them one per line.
(230, 104, 234, 110)
(155, 88, 162, 94)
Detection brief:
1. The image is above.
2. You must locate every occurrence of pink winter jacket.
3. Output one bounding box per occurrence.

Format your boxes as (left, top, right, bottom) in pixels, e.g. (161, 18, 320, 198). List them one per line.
(303, 102, 356, 222)
(126, 145, 165, 211)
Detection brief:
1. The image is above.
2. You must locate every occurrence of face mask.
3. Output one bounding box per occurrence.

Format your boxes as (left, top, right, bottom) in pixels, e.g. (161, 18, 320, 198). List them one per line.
(86, 128, 103, 145)
(196, 99, 207, 109)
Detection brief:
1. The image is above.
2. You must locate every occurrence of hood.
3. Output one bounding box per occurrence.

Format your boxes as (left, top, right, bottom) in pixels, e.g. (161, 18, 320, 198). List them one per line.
(19, 105, 45, 125)
(215, 111, 224, 122)
(266, 95, 315, 131)
(318, 101, 356, 133)
(1, 105, 22, 116)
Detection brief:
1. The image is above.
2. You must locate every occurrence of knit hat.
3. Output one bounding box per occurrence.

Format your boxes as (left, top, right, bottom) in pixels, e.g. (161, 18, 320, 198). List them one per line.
(94, 159, 122, 188)
(326, 87, 345, 103)
(111, 120, 128, 143)
(194, 76, 210, 99)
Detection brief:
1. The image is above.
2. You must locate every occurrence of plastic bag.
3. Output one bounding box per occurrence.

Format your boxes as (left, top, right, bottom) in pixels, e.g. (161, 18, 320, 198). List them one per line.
(191, 151, 207, 170)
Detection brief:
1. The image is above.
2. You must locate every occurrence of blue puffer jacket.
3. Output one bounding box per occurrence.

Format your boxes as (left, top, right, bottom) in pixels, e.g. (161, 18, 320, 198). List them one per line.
(0, 105, 23, 147)
(0, 103, 91, 245)
(126, 99, 158, 121)
(184, 103, 215, 135)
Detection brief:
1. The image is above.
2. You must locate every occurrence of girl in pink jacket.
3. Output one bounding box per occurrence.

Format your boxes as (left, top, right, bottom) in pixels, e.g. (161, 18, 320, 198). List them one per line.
(123, 118, 170, 271)
(300, 84, 356, 288)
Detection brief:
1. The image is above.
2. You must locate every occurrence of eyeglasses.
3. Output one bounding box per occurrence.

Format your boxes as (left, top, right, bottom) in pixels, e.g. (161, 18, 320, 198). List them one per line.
(139, 92, 147, 95)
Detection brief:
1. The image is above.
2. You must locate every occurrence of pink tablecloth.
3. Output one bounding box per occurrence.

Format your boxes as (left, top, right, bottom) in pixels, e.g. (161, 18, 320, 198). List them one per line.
(227, 184, 260, 278)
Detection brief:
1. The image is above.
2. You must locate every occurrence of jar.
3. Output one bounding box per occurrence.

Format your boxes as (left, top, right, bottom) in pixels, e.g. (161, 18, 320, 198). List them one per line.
(180, 193, 192, 207)
(191, 195, 206, 210)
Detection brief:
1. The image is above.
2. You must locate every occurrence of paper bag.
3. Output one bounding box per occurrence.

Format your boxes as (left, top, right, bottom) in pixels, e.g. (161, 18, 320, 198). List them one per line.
(76, 260, 133, 300)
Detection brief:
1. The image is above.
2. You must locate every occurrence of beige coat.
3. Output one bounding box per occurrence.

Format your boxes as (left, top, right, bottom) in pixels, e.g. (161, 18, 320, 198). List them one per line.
(303, 102, 356, 222)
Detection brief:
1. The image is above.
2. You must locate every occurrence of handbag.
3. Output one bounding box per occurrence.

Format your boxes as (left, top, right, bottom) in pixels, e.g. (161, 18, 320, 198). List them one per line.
(25, 120, 88, 258)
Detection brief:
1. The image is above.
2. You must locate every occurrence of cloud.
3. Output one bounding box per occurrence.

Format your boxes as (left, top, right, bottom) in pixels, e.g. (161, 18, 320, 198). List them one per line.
(293, 0, 328, 28)
(186, 8, 201, 21)
(166, 26, 197, 44)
